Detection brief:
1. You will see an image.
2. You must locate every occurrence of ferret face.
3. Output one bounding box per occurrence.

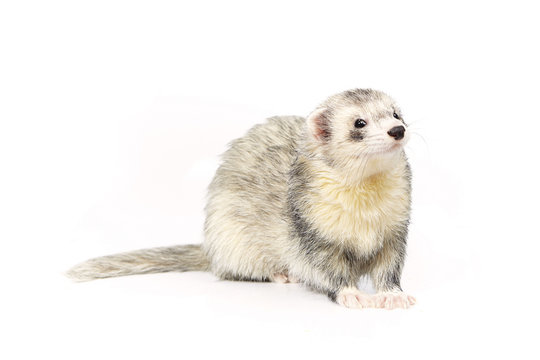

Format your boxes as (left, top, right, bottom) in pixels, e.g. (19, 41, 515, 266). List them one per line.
(330, 95, 408, 155)
(307, 89, 409, 180)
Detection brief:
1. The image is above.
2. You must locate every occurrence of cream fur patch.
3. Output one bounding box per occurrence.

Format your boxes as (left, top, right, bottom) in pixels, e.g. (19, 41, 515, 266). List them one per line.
(305, 160, 410, 255)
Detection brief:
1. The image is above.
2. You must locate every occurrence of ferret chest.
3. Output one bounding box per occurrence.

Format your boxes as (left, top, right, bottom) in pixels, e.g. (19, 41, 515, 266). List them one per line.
(307, 171, 410, 255)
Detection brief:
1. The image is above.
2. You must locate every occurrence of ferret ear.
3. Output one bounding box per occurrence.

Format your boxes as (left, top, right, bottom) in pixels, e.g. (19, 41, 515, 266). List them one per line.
(307, 108, 331, 142)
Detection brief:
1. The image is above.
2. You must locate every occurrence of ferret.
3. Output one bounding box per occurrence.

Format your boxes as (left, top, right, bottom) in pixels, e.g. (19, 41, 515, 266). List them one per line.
(67, 88, 416, 310)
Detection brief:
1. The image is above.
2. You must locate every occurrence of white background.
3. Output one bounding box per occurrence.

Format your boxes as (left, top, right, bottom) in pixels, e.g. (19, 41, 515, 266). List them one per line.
(1, 0, 539, 359)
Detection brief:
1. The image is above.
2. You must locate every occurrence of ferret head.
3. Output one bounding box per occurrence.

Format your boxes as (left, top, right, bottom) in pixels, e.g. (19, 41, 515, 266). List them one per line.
(305, 89, 409, 182)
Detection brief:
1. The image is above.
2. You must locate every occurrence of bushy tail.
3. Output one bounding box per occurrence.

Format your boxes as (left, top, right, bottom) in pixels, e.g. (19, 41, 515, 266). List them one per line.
(66, 244, 210, 282)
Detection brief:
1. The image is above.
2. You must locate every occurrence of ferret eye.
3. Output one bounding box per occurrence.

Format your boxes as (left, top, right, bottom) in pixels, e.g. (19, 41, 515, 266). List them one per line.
(354, 119, 367, 128)
(393, 112, 399, 119)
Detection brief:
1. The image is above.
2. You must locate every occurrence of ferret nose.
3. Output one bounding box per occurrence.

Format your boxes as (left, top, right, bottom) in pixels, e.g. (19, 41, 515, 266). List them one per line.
(387, 126, 405, 140)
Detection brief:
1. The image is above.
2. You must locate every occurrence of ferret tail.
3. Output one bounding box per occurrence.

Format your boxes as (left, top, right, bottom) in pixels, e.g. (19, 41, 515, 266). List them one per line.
(66, 244, 210, 282)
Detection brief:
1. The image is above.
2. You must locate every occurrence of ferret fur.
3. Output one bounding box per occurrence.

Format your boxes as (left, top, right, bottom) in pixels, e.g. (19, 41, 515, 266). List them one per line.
(67, 88, 416, 309)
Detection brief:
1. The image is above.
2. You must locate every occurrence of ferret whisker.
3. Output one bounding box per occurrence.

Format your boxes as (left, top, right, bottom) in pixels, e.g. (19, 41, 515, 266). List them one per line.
(409, 131, 429, 148)
(359, 152, 371, 182)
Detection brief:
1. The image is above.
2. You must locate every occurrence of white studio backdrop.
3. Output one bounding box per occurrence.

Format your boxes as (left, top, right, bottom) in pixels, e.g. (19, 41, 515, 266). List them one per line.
(1, 1, 539, 359)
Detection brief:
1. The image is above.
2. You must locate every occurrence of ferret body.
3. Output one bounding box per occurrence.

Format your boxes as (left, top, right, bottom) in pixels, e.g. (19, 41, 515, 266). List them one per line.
(68, 89, 416, 309)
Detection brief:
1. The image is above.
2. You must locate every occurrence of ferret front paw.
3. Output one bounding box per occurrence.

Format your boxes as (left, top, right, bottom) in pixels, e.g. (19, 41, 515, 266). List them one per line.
(336, 287, 375, 309)
(375, 292, 416, 310)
